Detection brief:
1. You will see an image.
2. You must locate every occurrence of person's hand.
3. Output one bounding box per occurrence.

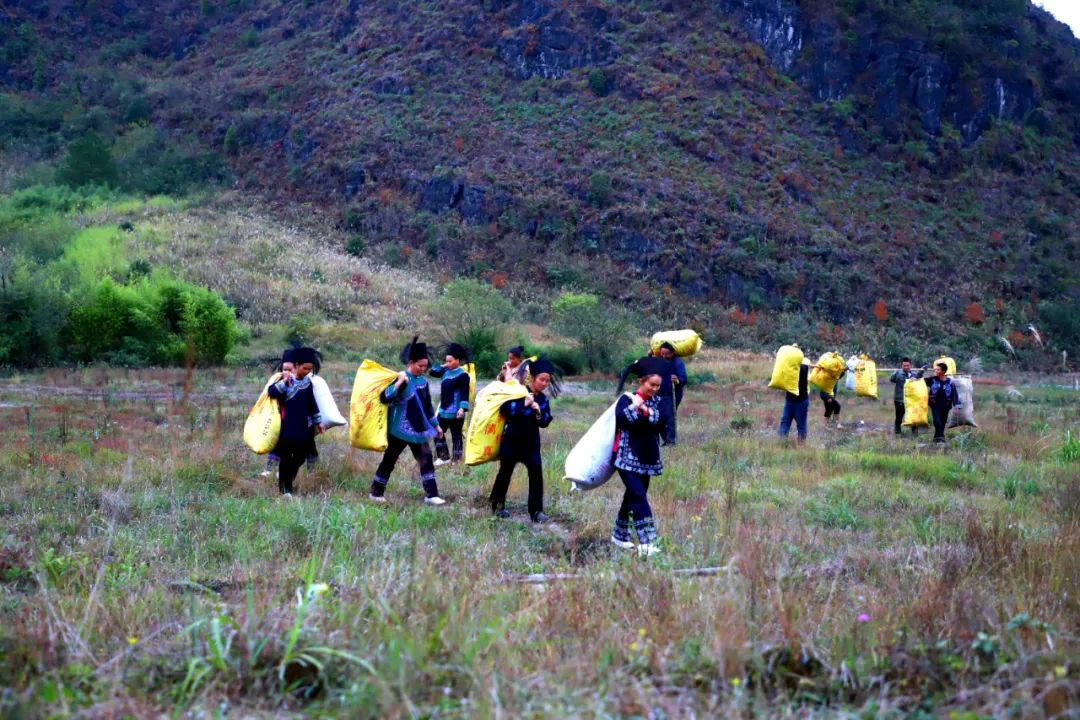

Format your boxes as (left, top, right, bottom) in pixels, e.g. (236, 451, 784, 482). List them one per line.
(671, 374, 679, 384)
(396, 370, 408, 387)
(524, 394, 534, 407)
(281, 370, 295, 384)
(630, 394, 644, 408)
(436, 428, 444, 439)
(316, 423, 326, 434)
(456, 409, 465, 419)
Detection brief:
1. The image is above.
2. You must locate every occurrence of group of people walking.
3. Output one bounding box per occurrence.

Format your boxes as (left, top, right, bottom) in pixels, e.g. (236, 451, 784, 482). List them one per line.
(778, 356, 962, 443)
(258, 337, 688, 557)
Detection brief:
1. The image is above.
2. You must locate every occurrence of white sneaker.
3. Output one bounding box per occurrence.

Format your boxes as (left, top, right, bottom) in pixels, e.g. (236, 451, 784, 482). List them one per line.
(282, 492, 293, 498)
(424, 496, 447, 506)
(368, 494, 387, 503)
(638, 543, 661, 557)
(259, 470, 272, 477)
(611, 535, 635, 550)
(433, 458, 450, 467)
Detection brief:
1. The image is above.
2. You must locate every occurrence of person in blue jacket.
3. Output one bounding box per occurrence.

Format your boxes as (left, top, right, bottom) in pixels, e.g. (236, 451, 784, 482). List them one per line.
(266, 347, 324, 496)
(489, 358, 559, 523)
(656, 342, 687, 445)
(430, 342, 471, 465)
(369, 336, 447, 505)
(611, 356, 667, 556)
(925, 362, 961, 443)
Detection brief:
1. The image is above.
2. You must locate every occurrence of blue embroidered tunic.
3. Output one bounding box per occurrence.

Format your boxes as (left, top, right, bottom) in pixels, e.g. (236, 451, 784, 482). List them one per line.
(613, 393, 663, 476)
(499, 391, 552, 461)
(381, 372, 439, 444)
(267, 375, 321, 443)
(429, 365, 471, 419)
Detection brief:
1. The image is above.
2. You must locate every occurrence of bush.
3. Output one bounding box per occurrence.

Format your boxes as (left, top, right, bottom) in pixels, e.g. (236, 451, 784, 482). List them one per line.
(587, 68, 614, 97)
(528, 343, 587, 376)
(551, 292, 635, 372)
(58, 132, 118, 188)
(587, 172, 613, 208)
(428, 279, 515, 373)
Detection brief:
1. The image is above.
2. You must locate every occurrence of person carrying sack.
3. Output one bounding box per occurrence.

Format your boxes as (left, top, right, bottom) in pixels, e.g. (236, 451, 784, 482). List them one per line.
(925, 361, 961, 443)
(266, 347, 324, 496)
(655, 342, 686, 445)
(489, 358, 559, 523)
(610, 356, 667, 557)
(778, 362, 810, 443)
(430, 342, 471, 465)
(369, 336, 447, 505)
(819, 368, 845, 428)
(889, 358, 925, 436)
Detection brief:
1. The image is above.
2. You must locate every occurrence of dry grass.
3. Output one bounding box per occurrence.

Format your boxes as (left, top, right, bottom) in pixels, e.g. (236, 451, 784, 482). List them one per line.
(0, 361, 1077, 717)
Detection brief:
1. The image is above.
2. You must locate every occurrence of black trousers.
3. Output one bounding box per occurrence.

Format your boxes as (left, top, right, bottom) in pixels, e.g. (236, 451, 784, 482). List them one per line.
(821, 392, 841, 418)
(616, 468, 652, 522)
(894, 401, 919, 435)
(490, 451, 544, 516)
(276, 439, 308, 494)
(434, 416, 465, 461)
(660, 396, 677, 445)
(930, 401, 951, 441)
(372, 435, 439, 498)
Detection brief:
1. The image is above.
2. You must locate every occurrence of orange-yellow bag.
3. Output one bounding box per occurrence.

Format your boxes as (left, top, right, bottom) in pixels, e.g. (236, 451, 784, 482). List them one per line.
(768, 345, 804, 395)
(465, 380, 529, 465)
(243, 373, 282, 454)
(650, 329, 703, 357)
(809, 352, 845, 394)
(854, 354, 878, 399)
(902, 379, 929, 426)
(348, 360, 400, 452)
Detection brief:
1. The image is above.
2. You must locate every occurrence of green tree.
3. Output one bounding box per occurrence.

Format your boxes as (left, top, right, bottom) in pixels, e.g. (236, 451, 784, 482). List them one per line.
(58, 132, 118, 188)
(428, 279, 514, 375)
(551, 292, 635, 372)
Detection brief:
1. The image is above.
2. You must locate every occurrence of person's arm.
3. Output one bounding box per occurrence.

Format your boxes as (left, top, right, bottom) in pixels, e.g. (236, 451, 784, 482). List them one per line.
(429, 364, 446, 378)
(308, 390, 324, 431)
(537, 396, 553, 429)
(890, 370, 901, 385)
(380, 372, 408, 404)
(267, 371, 293, 399)
(675, 359, 688, 386)
(501, 398, 531, 418)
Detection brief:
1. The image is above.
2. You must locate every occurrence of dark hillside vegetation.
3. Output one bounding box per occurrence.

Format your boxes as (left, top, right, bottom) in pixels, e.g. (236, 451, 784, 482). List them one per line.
(1, 0, 1078, 365)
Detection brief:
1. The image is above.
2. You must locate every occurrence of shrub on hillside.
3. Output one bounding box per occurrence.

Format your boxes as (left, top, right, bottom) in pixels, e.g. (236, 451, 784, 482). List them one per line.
(551, 292, 635, 372)
(58, 132, 118, 188)
(429, 279, 515, 375)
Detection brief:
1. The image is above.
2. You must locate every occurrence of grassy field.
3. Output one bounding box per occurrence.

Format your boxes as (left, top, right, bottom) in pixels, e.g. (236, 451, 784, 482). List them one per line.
(0, 351, 1077, 717)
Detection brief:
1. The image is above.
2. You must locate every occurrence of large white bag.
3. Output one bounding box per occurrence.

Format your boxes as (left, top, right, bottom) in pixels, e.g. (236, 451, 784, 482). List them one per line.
(310, 374, 347, 428)
(845, 355, 858, 392)
(946, 374, 977, 428)
(564, 396, 626, 491)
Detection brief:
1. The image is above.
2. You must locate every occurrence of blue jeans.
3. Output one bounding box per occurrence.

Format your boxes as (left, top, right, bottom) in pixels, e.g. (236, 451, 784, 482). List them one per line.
(779, 397, 810, 440)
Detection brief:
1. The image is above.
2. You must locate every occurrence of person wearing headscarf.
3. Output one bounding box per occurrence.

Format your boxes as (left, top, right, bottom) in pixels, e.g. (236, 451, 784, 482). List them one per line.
(430, 342, 471, 465)
(497, 346, 526, 383)
(611, 356, 667, 556)
(655, 342, 687, 445)
(370, 336, 447, 505)
(266, 346, 324, 496)
(260, 348, 296, 478)
(489, 357, 559, 523)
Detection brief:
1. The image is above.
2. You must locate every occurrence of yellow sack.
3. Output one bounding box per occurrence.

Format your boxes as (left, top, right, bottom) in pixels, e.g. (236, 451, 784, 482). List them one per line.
(348, 360, 400, 452)
(854, 354, 878, 399)
(768, 345, 804, 394)
(934, 356, 957, 376)
(465, 379, 529, 466)
(650, 329, 703, 357)
(243, 373, 282, 454)
(464, 362, 477, 410)
(809, 351, 845, 394)
(902, 379, 929, 426)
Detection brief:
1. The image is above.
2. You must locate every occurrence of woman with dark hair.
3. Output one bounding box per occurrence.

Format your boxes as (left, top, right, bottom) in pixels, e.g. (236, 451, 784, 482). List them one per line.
(266, 346, 324, 496)
(490, 357, 559, 523)
(611, 356, 667, 556)
(369, 336, 447, 505)
(497, 346, 526, 382)
(260, 348, 296, 478)
(430, 342, 471, 465)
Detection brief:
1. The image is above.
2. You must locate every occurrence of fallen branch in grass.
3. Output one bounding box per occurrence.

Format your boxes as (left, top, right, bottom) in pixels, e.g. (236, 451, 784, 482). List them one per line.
(512, 565, 736, 584)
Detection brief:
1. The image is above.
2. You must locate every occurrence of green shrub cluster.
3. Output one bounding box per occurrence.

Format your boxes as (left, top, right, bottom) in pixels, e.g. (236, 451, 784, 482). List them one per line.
(0, 185, 238, 367)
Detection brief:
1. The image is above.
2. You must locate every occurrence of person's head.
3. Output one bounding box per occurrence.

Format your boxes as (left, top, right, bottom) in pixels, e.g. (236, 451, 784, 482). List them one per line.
(292, 347, 320, 379)
(526, 358, 559, 396)
(401, 335, 430, 374)
(935, 362, 948, 378)
(444, 342, 468, 371)
(901, 357, 911, 372)
(282, 361, 295, 374)
(617, 356, 668, 397)
(658, 342, 676, 361)
(507, 346, 524, 367)
(279, 348, 296, 374)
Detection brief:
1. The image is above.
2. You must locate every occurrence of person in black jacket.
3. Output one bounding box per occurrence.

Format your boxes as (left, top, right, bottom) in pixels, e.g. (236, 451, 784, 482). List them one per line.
(925, 362, 961, 443)
(656, 342, 687, 445)
(430, 343, 471, 465)
(266, 347, 324, 496)
(370, 336, 447, 505)
(611, 356, 667, 556)
(889, 358, 924, 435)
(819, 368, 844, 427)
(778, 362, 810, 443)
(489, 358, 558, 523)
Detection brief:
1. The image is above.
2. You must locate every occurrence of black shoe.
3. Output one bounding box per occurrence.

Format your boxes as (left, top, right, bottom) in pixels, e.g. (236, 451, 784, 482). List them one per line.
(531, 512, 551, 524)
(493, 506, 510, 518)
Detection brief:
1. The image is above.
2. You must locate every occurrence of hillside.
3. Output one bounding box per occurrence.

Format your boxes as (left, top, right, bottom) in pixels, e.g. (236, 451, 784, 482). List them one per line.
(2, 0, 1079, 363)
